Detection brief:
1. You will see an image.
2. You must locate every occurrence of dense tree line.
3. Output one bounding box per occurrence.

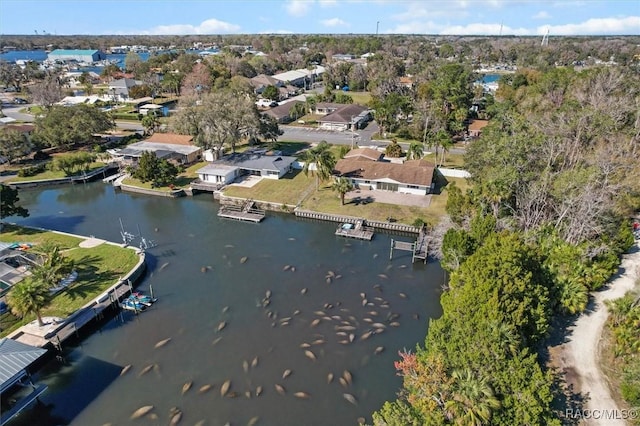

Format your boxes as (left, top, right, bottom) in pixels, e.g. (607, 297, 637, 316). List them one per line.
(374, 63, 639, 424)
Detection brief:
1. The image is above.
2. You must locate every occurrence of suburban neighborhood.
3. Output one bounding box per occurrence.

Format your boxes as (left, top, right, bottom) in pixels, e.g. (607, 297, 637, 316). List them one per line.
(0, 15, 639, 426)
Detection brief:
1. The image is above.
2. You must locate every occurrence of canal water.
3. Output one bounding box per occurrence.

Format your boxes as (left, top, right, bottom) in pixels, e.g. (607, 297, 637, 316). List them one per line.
(6, 183, 444, 426)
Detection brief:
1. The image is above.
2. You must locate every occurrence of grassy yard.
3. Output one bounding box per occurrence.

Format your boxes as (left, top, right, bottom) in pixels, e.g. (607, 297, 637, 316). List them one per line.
(423, 152, 466, 169)
(45, 244, 139, 317)
(7, 162, 108, 182)
(0, 224, 82, 249)
(0, 226, 140, 337)
(343, 91, 371, 105)
(122, 161, 208, 191)
(222, 169, 315, 206)
(300, 176, 470, 226)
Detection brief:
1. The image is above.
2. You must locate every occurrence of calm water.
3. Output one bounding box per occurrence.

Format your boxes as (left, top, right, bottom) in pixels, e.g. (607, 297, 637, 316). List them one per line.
(6, 183, 444, 426)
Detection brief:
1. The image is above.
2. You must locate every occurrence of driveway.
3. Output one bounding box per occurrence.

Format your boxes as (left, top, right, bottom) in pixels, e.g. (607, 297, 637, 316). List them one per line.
(344, 187, 432, 208)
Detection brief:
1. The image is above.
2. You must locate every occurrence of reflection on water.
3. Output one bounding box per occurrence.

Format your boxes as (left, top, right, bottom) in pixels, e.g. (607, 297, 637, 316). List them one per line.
(8, 183, 444, 426)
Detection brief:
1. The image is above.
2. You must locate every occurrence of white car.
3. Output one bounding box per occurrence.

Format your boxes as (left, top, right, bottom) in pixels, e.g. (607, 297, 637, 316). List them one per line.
(256, 99, 277, 107)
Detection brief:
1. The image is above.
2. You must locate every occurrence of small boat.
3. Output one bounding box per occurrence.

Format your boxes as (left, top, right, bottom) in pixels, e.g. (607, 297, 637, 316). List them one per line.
(121, 298, 146, 312)
(130, 292, 157, 306)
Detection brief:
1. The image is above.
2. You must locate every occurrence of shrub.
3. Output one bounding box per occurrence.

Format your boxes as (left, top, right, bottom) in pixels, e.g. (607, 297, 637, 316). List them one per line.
(17, 164, 46, 177)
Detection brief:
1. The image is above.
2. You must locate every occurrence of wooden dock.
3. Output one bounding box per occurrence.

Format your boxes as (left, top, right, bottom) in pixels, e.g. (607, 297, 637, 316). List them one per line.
(389, 225, 430, 263)
(335, 219, 375, 240)
(48, 281, 137, 350)
(218, 200, 265, 223)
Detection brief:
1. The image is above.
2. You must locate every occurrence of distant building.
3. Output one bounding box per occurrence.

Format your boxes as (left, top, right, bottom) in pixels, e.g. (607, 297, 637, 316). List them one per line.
(111, 133, 201, 165)
(108, 78, 143, 101)
(317, 104, 371, 131)
(48, 49, 106, 63)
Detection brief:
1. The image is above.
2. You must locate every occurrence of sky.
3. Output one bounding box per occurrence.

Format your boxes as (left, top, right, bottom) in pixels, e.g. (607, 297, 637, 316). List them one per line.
(0, 0, 638, 36)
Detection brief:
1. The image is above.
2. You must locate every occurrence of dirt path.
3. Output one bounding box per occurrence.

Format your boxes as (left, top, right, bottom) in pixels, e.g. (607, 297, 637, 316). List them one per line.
(556, 241, 639, 425)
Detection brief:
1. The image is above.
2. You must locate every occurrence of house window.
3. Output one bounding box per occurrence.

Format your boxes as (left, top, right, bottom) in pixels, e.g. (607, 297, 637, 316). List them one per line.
(407, 185, 419, 189)
(363, 180, 370, 184)
(378, 182, 399, 192)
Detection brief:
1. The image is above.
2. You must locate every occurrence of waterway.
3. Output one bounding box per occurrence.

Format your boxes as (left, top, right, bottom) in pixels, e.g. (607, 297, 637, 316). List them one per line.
(5, 183, 444, 426)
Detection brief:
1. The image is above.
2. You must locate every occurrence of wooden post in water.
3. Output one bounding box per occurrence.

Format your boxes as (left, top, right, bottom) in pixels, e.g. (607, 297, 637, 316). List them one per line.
(149, 284, 154, 299)
(389, 239, 394, 260)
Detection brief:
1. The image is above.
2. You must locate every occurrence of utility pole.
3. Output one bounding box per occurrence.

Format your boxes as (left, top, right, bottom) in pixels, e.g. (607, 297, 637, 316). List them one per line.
(376, 21, 379, 36)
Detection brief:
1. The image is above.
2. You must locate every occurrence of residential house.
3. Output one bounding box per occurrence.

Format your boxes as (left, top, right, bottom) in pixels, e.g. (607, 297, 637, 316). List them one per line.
(317, 104, 371, 131)
(343, 147, 383, 162)
(262, 101, 305, 124)
(0, 338, 48, 424)
(108, 78, 143, 101)
(467, 119, 489, 139)
(112, 133, 201, 165)
(196, 151, 297, 185)
(334, 155, 435, 195)
(272, 65, 325, 90)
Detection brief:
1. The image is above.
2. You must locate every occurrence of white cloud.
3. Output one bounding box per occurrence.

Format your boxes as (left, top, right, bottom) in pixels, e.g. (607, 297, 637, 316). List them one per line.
(285, 0, 311, 17)
(533, 11, 551, 19)
(321, 18, 349, 27)
(386, 14, 640, 36)
(543, 16, 640, 35)
(141, 18, 241, 35)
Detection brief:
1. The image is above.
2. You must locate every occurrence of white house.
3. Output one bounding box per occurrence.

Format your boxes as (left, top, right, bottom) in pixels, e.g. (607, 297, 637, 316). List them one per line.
(196, 152, 297, 184)
(334, 157, 436, 195)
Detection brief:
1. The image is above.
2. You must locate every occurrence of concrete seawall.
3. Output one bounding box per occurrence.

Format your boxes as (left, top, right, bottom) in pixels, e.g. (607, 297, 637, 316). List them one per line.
(119, 184, 185, 198)
(5, 226, 147, 348)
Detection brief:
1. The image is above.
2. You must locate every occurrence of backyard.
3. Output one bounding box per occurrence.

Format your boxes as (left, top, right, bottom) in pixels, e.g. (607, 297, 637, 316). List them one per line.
(0, 225, 140, 336)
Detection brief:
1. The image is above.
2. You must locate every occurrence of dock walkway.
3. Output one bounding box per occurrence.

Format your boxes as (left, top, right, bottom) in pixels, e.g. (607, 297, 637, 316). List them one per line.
(389, 225, 430, 263)
(218, 200, 265, 222)
(334, 219, 375, 240)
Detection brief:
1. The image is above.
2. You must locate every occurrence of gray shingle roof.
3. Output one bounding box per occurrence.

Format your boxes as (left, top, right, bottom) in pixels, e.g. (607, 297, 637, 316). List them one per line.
(0, 338, 47, 391)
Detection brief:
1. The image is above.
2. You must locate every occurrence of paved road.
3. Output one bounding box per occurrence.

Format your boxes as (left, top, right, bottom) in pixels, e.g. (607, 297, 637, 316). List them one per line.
(1, 103, 36, 122)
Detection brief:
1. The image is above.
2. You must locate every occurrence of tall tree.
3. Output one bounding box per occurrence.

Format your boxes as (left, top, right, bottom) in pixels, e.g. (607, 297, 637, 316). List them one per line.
(28, 73, 64, 108)
(332, 177, 354, 205)
(180, 63, 212, 97)
(300, 141, 336, 190)
(0, 184, 29, 219)
(173, 91, 260, 154)
(33, 104, 114, 148)
(7, 279, 50, 327)
(0, 128, 32, 165)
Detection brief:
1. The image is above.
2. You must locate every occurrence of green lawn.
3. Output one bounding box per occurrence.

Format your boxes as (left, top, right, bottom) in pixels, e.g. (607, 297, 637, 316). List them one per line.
(122, 162, 208, 191)
(299, 176, 470, 226)
(7, 162, 108, 182)
(345, 91, 372, 105)
(222, 169, 315, 206)
(424, 152, 466, 169)
(0, 224, 82, 249)
(182, 161, 208, 178)
(0, 226, 140, 337)
(45, 243, 139, 317)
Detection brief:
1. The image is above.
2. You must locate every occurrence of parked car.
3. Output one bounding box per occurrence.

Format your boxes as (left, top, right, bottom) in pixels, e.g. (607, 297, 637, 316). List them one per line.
(256, 99, 277, 108)
(13, 97, 28, 104)
(0, 301, 8, 315)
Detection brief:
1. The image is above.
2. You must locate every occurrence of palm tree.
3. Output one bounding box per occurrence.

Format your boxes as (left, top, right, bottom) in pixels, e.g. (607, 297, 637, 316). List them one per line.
(141, 113, 160, 136)
(7, 279, 50, 327)
(31, 244, 75, 291)
(445, 369, 501, 426)
(406, 142, 424, 160)
(332, 177, 354, 205)
(289, 102, 308, 121)
(301, 141, 336, 190)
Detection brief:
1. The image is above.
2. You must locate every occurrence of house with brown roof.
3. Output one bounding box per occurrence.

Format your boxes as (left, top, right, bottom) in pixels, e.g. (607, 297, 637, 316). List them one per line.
(111, 133, 202, 165)
(343, 147, 383, 162)
(262, 101, 304, 124)
(467, 119, 490, 139)
(317, 104, 371, 131)
(334, 156, 435, 195)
